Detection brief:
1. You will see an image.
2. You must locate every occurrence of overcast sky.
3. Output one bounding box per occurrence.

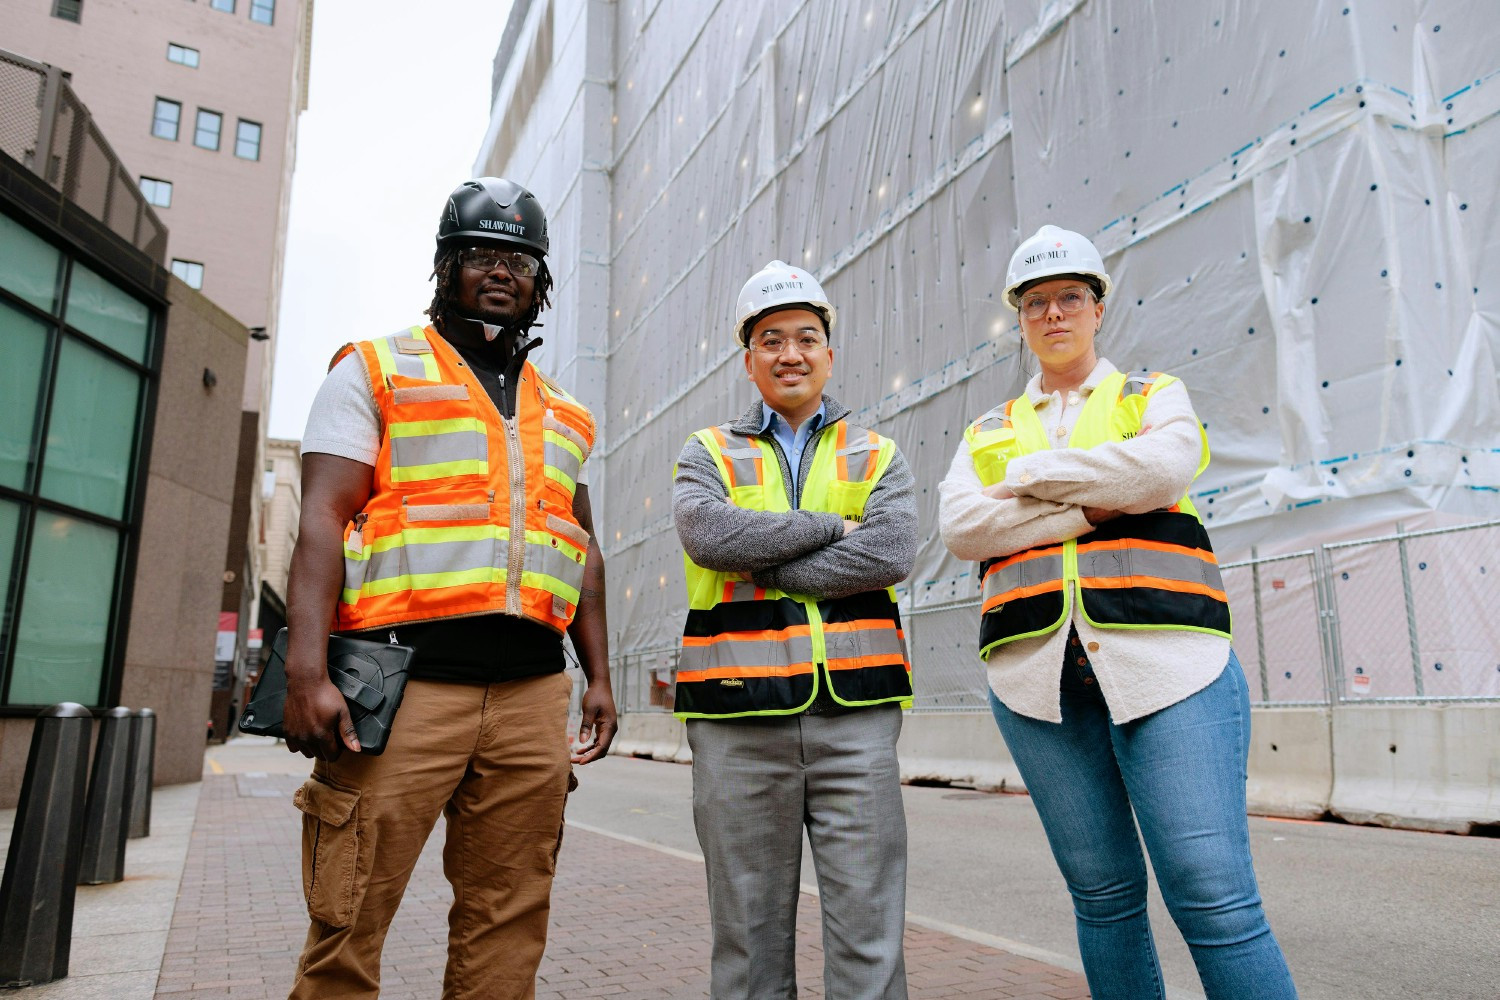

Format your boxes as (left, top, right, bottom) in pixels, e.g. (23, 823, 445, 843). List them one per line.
(267, 1, 511, 440)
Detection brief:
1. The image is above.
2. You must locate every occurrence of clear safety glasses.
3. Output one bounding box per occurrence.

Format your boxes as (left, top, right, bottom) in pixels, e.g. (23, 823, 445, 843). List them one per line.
(458, 247, 541, 278)
(747, 332, 830, 355)
(1019, 286, 1095, 320)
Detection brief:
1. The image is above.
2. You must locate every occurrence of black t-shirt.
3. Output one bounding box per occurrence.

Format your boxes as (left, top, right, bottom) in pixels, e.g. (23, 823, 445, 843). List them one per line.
(345, 330, 566, 684)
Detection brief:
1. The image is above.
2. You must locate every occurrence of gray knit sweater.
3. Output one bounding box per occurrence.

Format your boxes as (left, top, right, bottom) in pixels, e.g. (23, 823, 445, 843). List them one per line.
(672, 395, 917, 600)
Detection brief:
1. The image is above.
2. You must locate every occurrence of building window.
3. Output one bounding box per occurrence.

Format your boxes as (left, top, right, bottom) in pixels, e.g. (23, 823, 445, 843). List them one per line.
(249, 0, 274, 24)
(151, 98, 181, 141)
(194, 109, 222, 151)
(166, 43, 200, 68)
(170, 259, 204, 289)
(210, 0, 235, 11)
(234, 119, 262, 161)
(138, 176, 173, 208)
(51, 0, 82, 21)
(0, 213, 158, 709)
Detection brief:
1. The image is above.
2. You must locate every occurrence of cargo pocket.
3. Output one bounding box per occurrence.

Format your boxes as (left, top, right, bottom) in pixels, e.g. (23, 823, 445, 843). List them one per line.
(293, 778, 367, 928)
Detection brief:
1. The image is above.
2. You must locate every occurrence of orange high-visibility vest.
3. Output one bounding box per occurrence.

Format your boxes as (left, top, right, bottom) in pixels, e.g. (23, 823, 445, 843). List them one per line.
(963, 371, 1231, 659)
(331, 325, 595, 635)
(674, 419, 913, 719)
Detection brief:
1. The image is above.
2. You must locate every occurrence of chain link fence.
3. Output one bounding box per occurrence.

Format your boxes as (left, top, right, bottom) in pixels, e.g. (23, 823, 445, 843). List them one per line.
(609, 519, 1500, 712)
(0, 47, 167, 261)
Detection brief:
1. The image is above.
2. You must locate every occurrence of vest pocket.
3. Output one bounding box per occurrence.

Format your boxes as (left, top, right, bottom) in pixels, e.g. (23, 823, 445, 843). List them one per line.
(293, 777, 368, 928)
(825, 480, 875, 519)
(401, 487, 493, 523)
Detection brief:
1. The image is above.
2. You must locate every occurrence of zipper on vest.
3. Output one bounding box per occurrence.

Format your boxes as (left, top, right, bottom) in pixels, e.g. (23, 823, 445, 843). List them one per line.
(503, 413, 526, 615)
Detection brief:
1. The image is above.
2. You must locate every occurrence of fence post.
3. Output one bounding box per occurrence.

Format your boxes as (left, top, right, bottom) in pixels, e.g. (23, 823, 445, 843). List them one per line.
(32, 63, 64, 184)
(127, 708, 156, 839)
(1313, 547, 1344, 704)
(76, 707, 135, 885)
(1394, 523, 1425, 696)
(0, 703, 95, 988)
(1249, 546, 1271, 701)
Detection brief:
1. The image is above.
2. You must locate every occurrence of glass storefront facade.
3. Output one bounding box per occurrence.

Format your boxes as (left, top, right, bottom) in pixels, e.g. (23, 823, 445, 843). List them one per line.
(0, 211, 159, 709)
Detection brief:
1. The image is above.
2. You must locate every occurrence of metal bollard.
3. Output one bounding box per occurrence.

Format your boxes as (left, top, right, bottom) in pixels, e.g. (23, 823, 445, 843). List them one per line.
(127, 708, 156, 839)
(76, 706, 136, 885)
(0, 703, 95, 987)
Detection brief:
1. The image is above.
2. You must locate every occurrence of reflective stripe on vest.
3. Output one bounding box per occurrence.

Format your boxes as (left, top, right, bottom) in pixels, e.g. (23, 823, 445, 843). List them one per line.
(675, 419, 913, 719)
(964, 371, 1229, 657)
(335, 325, 596, 635)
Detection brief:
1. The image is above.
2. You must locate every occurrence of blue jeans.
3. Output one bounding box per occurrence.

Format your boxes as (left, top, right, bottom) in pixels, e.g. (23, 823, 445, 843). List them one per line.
(989, 645, 1297, 1000)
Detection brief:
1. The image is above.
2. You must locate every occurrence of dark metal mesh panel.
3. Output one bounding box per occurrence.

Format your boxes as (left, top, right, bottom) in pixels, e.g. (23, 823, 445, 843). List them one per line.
(0, 47, 166, 263)
(0, 52, 44, 172)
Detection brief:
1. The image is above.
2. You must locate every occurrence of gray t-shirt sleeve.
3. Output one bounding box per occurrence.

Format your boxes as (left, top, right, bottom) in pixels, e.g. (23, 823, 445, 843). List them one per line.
(301, 353, 380, 465)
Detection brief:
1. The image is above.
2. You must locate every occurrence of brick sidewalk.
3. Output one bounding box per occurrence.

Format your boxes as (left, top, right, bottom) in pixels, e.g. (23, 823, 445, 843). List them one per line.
(155, 772, 1088, 998)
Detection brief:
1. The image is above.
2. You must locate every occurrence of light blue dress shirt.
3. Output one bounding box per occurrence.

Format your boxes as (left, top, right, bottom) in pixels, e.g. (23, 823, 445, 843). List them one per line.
(758, 401, 826, 500)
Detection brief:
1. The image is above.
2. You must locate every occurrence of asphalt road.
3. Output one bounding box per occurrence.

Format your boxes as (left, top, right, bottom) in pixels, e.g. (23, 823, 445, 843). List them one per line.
(568, 753, 1499, 1000)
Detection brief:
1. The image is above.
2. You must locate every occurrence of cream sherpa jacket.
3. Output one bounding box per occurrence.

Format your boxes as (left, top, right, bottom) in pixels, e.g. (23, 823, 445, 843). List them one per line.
(939, 358, 1230, 723)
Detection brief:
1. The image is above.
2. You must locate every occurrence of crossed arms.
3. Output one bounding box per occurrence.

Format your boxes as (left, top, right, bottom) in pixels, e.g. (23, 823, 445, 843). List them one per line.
(672, 434, 918, 600)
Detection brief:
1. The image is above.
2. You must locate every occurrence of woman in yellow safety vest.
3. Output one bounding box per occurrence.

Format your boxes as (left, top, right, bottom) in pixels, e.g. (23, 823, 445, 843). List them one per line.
(939, 226, 1298, 1000)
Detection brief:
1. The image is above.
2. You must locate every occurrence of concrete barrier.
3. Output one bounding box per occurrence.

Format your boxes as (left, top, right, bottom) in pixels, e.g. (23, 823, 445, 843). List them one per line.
(1328, 703, 1500, 834)
(611, 713, 687, 763)
(1246, 707, 1334, 819)
(604, 701, 1500, 833)
(896, 712, 1025, 792)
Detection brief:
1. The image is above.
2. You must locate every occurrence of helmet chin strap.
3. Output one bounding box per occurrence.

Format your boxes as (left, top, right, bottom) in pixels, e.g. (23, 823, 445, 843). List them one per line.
(451, 308, 522, 344)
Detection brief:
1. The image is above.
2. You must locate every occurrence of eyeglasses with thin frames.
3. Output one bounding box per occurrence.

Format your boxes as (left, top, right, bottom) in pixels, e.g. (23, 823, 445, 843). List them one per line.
(1019, 286, 1095, 320)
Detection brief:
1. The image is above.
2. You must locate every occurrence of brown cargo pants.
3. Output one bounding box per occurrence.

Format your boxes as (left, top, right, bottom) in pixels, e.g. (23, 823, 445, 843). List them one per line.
(287, 671, 574, 1000)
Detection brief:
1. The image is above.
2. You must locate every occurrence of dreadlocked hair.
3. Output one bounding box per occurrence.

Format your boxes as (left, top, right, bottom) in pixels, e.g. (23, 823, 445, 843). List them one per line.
(427, 247, 555, 334)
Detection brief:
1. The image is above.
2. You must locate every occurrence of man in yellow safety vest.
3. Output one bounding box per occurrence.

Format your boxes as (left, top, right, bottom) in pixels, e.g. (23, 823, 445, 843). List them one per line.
(672, 260, 917, 999)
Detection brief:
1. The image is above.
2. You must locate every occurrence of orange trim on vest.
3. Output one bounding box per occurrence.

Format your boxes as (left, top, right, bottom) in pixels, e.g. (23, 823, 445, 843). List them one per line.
(982, 579, 1066, 614)
(675, 661, 818, 682)
(1078, 576, 1229, 601)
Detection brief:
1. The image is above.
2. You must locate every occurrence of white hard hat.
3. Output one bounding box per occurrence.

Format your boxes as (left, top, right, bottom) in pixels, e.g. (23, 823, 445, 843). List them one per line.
(733, 260, 837, 346)
(1002, 225, 1112, 309)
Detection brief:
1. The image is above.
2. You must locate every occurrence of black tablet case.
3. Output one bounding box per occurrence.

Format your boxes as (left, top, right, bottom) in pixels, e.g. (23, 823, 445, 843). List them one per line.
(238, 628, 414, 756)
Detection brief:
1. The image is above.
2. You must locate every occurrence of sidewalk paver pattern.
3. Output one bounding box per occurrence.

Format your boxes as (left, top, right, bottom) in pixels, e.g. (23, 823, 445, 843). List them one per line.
(155, 768, 1088, 998)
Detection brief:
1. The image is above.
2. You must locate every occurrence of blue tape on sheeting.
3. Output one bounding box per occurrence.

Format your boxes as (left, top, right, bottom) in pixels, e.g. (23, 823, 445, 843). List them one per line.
(1309, 92, 1337, 110)
(1441, 84, 1471, 102)
(1321, 455, 1350, 466)
(1294, 499, 1324, 508)
(1231, 141, 1255, 156)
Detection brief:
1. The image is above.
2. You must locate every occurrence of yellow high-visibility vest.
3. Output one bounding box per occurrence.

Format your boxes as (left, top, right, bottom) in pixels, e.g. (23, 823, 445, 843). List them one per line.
(676, 418, 913, 719)
(963, 371, 1230, 659)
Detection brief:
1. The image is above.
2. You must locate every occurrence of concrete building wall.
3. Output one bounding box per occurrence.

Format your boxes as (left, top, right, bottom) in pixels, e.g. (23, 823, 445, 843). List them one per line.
(115, 276, 248, 788)
(258, 437, 300, 604)
(2, 0, 311, 347)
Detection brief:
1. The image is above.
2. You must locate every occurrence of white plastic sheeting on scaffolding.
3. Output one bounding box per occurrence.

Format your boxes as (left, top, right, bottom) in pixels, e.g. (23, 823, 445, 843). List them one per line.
(476, 0, 1500, 700)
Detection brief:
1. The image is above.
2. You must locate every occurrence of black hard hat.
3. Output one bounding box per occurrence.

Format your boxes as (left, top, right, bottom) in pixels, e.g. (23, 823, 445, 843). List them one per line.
(436, 178, 549, 259)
